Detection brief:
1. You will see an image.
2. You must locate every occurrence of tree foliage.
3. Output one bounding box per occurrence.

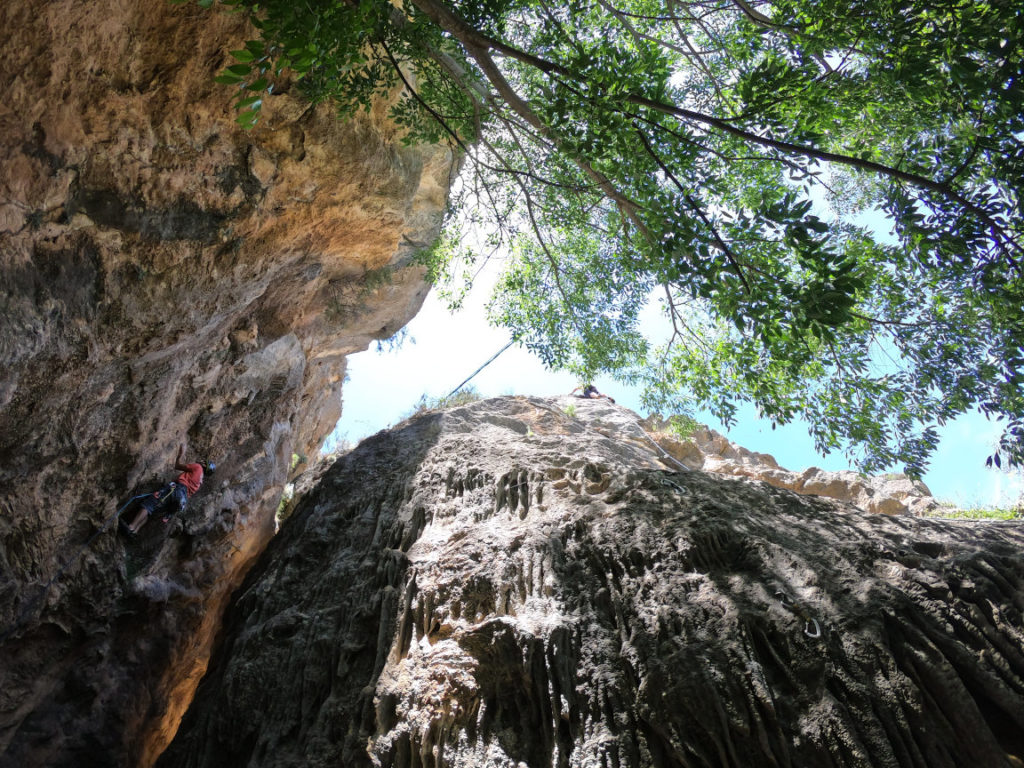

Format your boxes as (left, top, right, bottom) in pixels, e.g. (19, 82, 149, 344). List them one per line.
(196, 0, 1024, 476)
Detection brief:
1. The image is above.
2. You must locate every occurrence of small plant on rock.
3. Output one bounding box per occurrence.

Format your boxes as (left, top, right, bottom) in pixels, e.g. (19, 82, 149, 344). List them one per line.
(668, 414, 700, 441)
(408, 386, 484, 417)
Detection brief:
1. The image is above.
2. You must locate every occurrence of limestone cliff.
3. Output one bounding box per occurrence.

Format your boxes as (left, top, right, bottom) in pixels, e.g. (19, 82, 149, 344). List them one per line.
(0, 1, 452, 765)
(161, 396, 1024, 768)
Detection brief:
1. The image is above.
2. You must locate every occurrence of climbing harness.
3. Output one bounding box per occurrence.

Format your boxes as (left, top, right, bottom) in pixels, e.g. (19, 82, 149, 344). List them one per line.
(148, 482, 184, 523)
(776, 590, 822, 639)
(0, 492, 150, 643)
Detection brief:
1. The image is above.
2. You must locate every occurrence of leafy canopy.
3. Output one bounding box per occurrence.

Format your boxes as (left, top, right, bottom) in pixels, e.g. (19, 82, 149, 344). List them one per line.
(194, 0, 1024, 476)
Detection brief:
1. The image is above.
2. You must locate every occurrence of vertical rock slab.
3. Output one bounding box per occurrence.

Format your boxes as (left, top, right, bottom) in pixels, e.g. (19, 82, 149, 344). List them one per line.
(160, 397, 1024, 768)
(0, 1, 453, 765)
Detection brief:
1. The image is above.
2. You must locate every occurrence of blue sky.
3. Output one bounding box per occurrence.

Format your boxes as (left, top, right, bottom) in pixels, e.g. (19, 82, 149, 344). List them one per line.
(328, 279, 1022, 509)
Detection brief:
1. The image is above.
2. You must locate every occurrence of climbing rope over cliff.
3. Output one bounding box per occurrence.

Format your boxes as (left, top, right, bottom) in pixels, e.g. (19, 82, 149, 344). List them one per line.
(616, 415, 692, 473)
(0, 493, 149, 643)
(582, 398, 694, 474)
(441, 344, 690, 476)
(443, 338, 515, 401)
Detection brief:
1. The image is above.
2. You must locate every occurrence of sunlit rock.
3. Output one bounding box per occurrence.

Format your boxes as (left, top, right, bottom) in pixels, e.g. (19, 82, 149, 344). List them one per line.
(0, 1, 451, 764)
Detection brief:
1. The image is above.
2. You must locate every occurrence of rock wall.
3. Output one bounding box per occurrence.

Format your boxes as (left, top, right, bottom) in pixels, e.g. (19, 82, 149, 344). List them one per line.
(0, 1, 453, 765)
(642, 418, 939, 516)
(160, 397, 1024, 768)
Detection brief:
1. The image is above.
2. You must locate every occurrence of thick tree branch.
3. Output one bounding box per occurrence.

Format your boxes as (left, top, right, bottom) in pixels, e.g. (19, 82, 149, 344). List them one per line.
(729, 0, 775, 27)
(410, 0, 653, 242)
(381, 43, 596, 197)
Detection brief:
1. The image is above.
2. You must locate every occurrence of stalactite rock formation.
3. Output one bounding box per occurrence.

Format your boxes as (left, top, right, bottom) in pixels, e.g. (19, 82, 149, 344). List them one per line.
(0, 1, 452, 765)
(160, 396, 1024, 768)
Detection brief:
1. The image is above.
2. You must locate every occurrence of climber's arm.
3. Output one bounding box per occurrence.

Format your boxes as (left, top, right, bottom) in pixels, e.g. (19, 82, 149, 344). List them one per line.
(173, 443, 190, 472)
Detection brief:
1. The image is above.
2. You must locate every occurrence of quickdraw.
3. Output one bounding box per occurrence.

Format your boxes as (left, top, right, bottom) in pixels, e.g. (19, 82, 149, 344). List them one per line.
(776, 590, 822, 639)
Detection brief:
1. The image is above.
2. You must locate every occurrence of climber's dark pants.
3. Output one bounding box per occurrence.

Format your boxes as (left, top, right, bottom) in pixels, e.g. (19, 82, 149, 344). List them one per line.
(140, 483, 187, 521)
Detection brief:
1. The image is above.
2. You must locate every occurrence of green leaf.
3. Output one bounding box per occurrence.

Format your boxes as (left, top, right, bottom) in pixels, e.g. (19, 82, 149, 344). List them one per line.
(236, 109, 259, 129)
(234, 95, 262, 109)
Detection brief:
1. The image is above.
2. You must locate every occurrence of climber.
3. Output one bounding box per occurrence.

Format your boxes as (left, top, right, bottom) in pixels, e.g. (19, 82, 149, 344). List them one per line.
(120, 443, 215, 537)
(570, 384, 615, 404)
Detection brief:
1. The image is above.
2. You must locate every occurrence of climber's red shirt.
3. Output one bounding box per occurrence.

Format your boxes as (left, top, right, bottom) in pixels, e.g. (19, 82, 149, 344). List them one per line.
(176, 463, 204, 497)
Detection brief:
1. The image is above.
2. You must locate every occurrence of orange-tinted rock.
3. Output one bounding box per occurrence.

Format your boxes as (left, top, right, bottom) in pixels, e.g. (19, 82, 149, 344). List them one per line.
(0, 1, 451, 765)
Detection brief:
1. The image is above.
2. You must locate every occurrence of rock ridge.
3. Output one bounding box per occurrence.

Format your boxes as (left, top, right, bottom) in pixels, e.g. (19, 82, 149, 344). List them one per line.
(642, 417, 939, 516)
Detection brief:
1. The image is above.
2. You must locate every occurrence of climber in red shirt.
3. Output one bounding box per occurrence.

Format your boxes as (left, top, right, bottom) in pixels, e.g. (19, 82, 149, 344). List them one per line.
(120, 444, 215, 537)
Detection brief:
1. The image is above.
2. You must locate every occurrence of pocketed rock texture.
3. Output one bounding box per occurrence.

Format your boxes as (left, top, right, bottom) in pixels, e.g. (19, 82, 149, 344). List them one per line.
(160, 396, 1024, 768)
(642, 418, 939, 516)
(0, 1, 452, 766)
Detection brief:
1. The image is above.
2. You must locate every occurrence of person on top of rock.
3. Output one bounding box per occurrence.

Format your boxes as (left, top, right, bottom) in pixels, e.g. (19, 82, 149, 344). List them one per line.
(120, 443, 214, 537)
(570, 384, 615, 404)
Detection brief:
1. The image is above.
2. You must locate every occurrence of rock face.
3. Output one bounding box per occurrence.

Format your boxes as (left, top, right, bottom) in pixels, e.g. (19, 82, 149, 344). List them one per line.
(0, 1, 452, 765)
(160, 397, 1024, 768)
(643, 418, 939, 516)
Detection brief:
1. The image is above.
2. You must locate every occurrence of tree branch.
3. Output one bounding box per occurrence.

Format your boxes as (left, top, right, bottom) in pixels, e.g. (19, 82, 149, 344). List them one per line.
(407, 0, 1001, 232)
(634, 127, 752, 294)
(410, 0, 653, 242)
(596, 0, 735, 111)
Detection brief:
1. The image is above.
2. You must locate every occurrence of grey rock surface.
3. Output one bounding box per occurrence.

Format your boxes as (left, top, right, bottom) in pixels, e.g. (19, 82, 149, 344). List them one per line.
(161, 396, 1024, 768)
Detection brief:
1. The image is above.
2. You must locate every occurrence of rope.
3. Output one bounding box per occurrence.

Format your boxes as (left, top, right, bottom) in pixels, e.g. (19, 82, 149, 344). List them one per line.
(442, 339, 516, 401)
(0, 493, 149, 643)
(442, 345, 683, 479)
(531, 397, 691, 474)
(575, 397, 692, 473)
(618, 418, 692, 473)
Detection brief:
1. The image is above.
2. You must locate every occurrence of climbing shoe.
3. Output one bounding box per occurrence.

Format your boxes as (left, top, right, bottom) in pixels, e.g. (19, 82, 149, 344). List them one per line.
(118, 519, 136, 538)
